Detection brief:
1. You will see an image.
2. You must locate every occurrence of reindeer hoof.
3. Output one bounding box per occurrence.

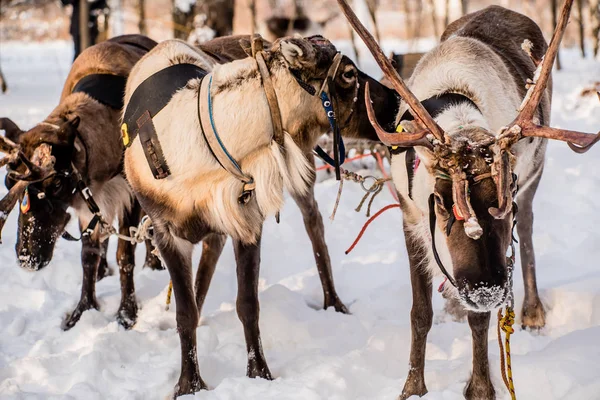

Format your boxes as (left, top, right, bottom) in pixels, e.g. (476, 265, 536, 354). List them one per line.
(173, 376, 206, 398)
(324, 296, 349, 314)
(144, 254, 164, 270)
(247, 359, 273, 380)
(522, 300, 546, 330)
(96, 260, 113, 281)
(399, 371, 427, 399)
(117, 300, 138, 330)
(63, 298, 100, 330)
(465, 376, 495, 400)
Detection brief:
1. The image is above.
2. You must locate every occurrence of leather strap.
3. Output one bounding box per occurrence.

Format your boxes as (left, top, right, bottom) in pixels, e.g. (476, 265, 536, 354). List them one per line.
(198, 75, 255, 201)
(400, 92, 479, 122)
(137, 110, 171, 179)
(72, 74, 127, 110)
(256, 51, 285, 148)
(122, 63, 207, 148)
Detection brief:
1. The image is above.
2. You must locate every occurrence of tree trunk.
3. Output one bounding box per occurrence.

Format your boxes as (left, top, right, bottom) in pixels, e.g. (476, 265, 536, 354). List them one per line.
(0, 67, 7, 94)
(79, 0, 90, 51)
(172, 0, 195, 39)
(461, 0, 468, 15)
(444, 0, 450, 28)
(427, 0, 439, 38)
(138, 0, 147, 35)
(592, 0, 600, 57)
(552, 0, 562, 69)
(577, 0, 586, 57)
(412, 0, 423, 40)
(403, 0, 413, 40)
(198, 0, 235, 37)
(365, 0, 381, 43)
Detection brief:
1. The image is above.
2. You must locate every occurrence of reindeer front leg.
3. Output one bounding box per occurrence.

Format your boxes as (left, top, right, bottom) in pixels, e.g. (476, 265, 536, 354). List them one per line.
(195, 233, 227, 317)
(153, 224, 206, 396)
(400, 223, 433, 400)
(465, 311, 495, 400)
(290, 155, 347, 313)
(63, 226, 101, 330)
(233, 233, 273, 380)
(517, 168, 546, 329)
(96, 239, 112, 280)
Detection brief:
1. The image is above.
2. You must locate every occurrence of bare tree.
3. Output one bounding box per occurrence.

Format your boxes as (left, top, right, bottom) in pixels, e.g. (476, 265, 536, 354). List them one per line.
(138, 0, 147, 35)
(460, 0, 468, 15)
(427, 0, 439, 38)
(79, 0, 90, 50)
(172, 0, 195, 39)
(577, 0, 586, 57)
(403, 0, 413, 40)
(198, 0, 235, 37)
(552, 0, 562, 69)
(592, 0, 600, 56)
(0, 67, 7, 93)
(365, 0, 381, 43)
(444, 0, 450, 28)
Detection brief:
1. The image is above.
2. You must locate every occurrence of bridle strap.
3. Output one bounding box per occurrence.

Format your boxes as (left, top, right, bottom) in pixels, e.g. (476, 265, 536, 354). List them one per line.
(255, 51, 285, 148)
(428, 193, 458, 288)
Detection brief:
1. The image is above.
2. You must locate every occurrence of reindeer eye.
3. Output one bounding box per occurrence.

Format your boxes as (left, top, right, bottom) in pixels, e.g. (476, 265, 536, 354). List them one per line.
(342, 70, 355, 80)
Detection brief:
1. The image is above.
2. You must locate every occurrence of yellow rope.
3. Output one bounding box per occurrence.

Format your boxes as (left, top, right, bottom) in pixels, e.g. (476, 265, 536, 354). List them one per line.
(497, 306, 517, 400)
(165, 280, 173, 311)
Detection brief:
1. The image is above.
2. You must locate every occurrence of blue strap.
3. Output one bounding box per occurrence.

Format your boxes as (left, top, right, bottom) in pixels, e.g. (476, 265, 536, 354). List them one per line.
(314, 92, 345, 178)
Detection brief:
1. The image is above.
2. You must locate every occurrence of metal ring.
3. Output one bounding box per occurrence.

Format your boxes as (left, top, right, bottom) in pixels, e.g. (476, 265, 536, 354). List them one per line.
(360, 175, 379, 193)
(324, 101, 331, 107)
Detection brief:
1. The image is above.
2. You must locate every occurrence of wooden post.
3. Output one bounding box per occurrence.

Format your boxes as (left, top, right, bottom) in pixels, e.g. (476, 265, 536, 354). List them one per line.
(79, 0, 90, 51)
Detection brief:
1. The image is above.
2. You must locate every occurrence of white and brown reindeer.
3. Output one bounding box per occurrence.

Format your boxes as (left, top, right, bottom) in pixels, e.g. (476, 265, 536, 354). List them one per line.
(122, 35, 398, 396)
(0, 35, 162, 330)
(338, 0, 599, 399)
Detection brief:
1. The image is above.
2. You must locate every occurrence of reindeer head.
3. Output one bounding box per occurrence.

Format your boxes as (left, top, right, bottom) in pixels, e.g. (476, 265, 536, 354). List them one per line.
(339, 0, 599, 311)
(1, 116, 81, 271)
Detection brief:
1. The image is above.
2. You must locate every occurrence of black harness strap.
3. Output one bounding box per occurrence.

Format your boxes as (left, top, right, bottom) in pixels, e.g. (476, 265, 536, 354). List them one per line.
(72, 74, 127, 110)
(121, 63, 208, 179)
(428, 193, 458, 287)
(399, 92, 479, 123)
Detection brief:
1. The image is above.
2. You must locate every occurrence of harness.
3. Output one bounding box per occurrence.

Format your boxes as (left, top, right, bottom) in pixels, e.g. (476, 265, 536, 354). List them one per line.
(72, 74, 127, 110)
(289, 53, 347, 180)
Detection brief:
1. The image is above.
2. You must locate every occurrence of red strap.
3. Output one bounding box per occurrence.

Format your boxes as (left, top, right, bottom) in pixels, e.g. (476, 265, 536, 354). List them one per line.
(345, 204, 401, 254)
(452, 204, 465, 221)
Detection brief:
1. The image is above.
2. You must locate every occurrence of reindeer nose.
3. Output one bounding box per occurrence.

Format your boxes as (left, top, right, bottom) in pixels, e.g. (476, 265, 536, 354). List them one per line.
(18, 251, 49, 271)
(459, 283, 508, 312)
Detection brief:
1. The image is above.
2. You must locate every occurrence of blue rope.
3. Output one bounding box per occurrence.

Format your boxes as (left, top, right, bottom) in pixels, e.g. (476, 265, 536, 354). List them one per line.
(207, 76, 244, 172)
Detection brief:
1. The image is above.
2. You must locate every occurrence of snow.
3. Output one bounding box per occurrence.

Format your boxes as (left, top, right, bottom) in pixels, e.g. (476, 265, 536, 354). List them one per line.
(0, 41, 599, 400)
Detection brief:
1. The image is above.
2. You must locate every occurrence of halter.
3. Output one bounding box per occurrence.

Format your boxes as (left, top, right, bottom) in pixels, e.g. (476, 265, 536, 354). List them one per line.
(428, 171, 518, 288)
(290, 52, 348, 180)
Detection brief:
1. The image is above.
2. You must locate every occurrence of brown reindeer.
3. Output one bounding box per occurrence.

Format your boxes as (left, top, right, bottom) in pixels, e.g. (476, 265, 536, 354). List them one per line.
(0, 34, 162, 331)
(337, 0, 599, 399)
(121, 35, 398, 397)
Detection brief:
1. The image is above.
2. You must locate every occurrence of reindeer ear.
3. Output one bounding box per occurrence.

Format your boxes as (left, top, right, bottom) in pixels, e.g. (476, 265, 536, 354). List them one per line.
(280, 39, 306, 69)
(0, 117, 24, 143)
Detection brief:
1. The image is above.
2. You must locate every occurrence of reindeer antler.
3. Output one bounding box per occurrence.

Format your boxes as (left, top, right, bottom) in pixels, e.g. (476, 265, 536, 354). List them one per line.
(336, 0, 445, 144)
(365, 83, 433, 148)
(501, 0, 599, 152)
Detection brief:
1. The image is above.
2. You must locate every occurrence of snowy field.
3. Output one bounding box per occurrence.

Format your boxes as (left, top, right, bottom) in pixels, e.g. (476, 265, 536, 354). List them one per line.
(0, 40, 599, 400)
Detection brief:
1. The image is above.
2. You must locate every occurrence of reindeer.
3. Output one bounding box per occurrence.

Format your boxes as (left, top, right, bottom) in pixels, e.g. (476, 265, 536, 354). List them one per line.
(0, 34, 161, 331)
(337, 0, 600, 398)
(122, 35, 398, 396)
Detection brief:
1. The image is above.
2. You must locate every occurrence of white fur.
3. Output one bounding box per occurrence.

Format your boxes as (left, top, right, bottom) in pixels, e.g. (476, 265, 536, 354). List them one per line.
(391, 36, 548, 290)
(124, 40, 314, 244)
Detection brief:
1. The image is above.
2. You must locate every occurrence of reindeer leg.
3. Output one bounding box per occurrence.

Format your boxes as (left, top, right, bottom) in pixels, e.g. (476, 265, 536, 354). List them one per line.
(143, 239, 164, 270)
(195, 233, 227, 317)
(233, 232, 272, 380)
(63, 222, 101, 330)
(153, 224, 205, 396)
(400, 222, 432, 400)
(517, 167, 546, 329)
(290, 156, 347, 313)
(464, 311, 495, 400)
(115, 203, 141, 330)
(96, 239, 112, 281)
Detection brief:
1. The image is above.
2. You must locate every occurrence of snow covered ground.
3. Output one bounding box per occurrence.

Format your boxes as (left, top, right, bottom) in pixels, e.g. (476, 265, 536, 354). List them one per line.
(0, 40, 599, 400)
